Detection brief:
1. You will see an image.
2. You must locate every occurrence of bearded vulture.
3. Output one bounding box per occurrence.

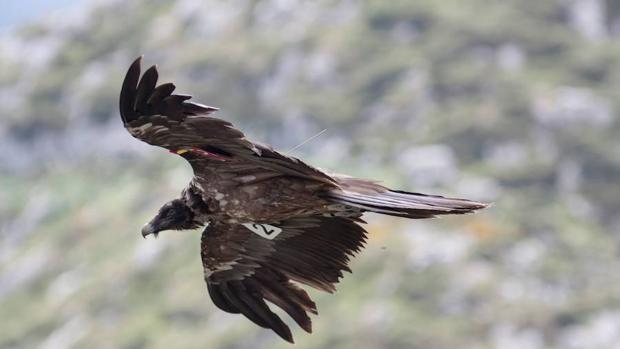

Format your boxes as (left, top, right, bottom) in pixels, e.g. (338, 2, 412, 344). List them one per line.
(119, 56, 488, 343)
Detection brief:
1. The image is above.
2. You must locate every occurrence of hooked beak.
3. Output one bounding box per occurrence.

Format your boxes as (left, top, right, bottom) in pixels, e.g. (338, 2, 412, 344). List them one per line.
(141, 223, 158, 238)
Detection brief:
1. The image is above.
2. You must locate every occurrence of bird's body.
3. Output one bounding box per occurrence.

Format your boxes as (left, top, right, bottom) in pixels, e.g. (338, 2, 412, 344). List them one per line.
(120, 57, 488, 343)
(183, 176, 333, 223)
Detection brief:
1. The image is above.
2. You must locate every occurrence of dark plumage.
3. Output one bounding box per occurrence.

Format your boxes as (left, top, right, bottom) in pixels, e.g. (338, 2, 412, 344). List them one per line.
(120, 56, 488, 343)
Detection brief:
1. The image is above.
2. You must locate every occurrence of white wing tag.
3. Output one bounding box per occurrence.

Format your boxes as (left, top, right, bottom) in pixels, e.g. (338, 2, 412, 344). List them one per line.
(242, 223, 283, 240)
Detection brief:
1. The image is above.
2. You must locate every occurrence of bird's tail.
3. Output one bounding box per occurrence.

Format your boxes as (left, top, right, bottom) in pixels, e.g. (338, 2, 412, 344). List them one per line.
(324, 177, 488, 219)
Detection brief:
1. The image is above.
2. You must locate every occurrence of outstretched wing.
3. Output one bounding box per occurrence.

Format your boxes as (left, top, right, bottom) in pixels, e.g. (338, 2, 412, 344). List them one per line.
(200, 215, 368, 343)
(119, 56, 259, 155)
(119, 56, 336, 184)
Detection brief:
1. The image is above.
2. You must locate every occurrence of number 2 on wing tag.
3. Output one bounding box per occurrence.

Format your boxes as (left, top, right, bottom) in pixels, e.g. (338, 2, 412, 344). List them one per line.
(242, 223, 283, 240)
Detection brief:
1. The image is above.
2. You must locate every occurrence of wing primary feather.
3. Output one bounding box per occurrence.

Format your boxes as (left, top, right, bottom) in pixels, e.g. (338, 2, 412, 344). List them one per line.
(206, 282, 240, 314)
(247, 277, 313, 333)
(181, 101, 219, 115)
(261, 290, 313, 333)
(146, 82, 176, 106)
(255, 271, 318, 314)
(134, 65, 158, 112)
(218, 283, 271, 329)
(119, 55, 142, 123)
(230, 281, 294, 343)
(162, 95, 192, 119)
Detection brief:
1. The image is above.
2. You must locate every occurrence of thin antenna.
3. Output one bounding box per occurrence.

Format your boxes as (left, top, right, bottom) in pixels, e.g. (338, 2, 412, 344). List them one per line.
(285, 129, 327, 154)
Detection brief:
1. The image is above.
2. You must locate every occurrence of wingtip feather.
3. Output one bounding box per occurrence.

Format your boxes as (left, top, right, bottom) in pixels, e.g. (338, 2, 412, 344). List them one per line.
(134, 65, 159, 111)
(119, 56, 143, 123)
(120, 56, 221, 129)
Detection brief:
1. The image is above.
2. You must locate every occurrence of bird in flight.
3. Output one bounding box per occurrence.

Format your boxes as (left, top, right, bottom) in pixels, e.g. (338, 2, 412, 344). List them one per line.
(119, 57, 488, 343)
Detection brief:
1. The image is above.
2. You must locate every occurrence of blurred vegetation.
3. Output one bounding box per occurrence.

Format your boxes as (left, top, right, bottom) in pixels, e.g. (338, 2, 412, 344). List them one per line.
(1, 0, 620, 348)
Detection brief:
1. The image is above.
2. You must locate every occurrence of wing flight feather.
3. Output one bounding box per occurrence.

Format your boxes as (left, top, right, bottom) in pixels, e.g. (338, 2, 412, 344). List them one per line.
(119, 56, 336, 185)
(200, 216, 368, 342)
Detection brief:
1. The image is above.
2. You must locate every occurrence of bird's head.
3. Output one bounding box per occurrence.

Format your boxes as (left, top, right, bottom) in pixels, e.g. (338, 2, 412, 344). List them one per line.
(141, 199, 202, 238)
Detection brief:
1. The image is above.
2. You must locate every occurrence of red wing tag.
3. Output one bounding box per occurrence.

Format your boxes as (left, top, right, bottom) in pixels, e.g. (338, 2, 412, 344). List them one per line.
(242, 223, 283, 240)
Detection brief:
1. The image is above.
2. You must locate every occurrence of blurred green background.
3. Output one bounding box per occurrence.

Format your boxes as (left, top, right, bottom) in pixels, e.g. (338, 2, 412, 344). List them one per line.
(1, 0, 620, 348)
